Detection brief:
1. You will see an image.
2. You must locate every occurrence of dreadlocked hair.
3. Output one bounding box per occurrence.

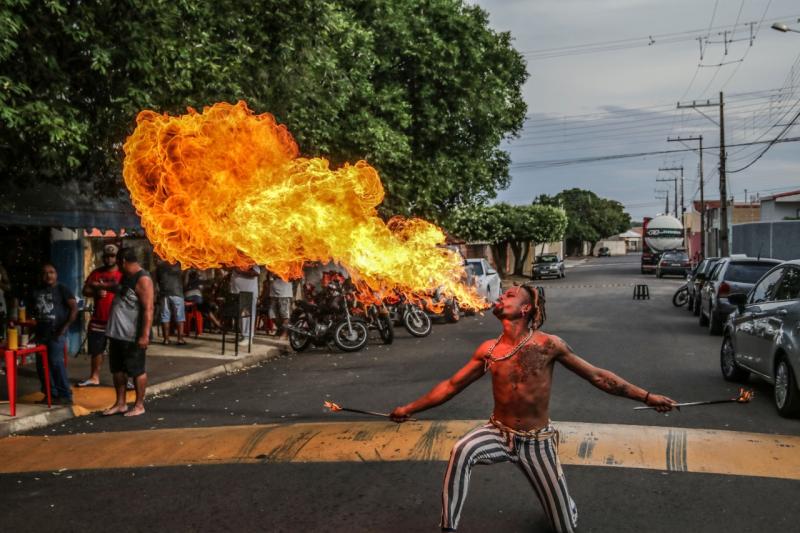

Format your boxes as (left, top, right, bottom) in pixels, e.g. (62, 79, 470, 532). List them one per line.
(519, 283, 546, 329)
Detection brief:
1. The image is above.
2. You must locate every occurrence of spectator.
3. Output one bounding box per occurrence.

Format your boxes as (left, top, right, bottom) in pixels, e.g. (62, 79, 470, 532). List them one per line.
(31, 263, 78, 405)
(268, 272, 294, 339)
(155, 259, 186, 345)
(78, 244, 122, 387)
(230, 265, 260, 344)
(184, 269, 204, 305)
(103, 247, 154, 417)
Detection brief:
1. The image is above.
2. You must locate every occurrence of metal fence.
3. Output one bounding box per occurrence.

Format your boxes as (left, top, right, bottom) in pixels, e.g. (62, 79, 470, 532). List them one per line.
(732, 220, 800, 260)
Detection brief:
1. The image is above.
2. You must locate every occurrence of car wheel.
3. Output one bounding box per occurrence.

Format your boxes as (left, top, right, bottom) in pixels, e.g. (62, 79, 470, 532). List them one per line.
(698, 304, 709, 326)
(774, 357, 800, 418)
(708, 308, 723, 335)
(720, 334, 749, 383)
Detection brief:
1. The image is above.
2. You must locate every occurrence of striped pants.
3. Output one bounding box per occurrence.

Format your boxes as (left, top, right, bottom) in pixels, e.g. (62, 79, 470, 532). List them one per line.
(441, 422, 578, 532)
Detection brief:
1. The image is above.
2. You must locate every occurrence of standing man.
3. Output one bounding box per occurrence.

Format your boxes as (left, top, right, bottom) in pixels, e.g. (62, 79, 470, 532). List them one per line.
(230, 265, 260, 344)
(78, 244, 122, 386)
(32, 263, 78, 405)
(268, 271, 293, 339)
(391, 284, 676, 532)
(155, 258, 186, 345)
(103, 248, 154, 417)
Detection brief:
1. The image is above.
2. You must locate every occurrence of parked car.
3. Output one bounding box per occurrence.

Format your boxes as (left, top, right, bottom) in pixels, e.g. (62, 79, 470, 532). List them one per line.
(656, 250, 691, 278)
(722, 260, 800, 417)
(598, 247, 611, 257)
(687, 257, 721, 315)
(465, 258, 502, 303)
(699, 256, 782, 335)
(532, 254, 565, 280)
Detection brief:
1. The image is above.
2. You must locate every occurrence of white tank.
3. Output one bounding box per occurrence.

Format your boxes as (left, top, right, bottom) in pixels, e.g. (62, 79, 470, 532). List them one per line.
(644, 215, 684, 252)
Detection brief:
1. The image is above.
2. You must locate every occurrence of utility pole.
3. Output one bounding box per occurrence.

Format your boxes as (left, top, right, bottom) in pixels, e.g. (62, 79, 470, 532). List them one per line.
(677, 92, 728, 256)
(655, 190, 669, 215)
(659, 165, 684, 220)
(656, 176, 678, 218)
(668, 135, 704, 258)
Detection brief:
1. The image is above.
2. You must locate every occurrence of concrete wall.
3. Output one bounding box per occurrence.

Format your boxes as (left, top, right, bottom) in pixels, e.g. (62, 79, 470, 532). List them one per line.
(731, 221, 800, 261)
(760, 199, 800, 221)
(593, 240, 627, 256)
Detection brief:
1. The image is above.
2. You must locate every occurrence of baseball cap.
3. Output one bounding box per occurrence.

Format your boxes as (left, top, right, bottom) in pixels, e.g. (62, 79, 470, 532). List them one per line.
(103, 244, 119, 256)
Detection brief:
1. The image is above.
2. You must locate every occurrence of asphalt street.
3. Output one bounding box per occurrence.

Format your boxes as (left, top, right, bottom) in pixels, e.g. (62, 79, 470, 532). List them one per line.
(3, 255, 798, 532)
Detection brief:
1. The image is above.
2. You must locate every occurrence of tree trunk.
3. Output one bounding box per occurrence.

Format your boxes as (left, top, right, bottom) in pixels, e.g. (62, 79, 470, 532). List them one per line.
(589, 241, 598, 256)
(509, 240, 525, 276)
(490, 243, 508, 277)
(510, 240, 531, 276)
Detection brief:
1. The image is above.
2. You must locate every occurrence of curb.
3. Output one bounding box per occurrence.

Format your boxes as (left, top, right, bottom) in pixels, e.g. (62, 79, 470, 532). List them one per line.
(2, 344, 288, 438)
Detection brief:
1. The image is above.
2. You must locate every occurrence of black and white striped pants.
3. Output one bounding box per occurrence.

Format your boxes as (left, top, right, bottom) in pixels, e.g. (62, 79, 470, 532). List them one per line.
(441, 422, 578, 532)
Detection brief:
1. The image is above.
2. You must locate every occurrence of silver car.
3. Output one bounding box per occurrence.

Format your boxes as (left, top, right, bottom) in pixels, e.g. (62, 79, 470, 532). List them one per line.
(723, 260, 800, 417)
(532, 254, 565, 280)
(699, 257, 782, 335)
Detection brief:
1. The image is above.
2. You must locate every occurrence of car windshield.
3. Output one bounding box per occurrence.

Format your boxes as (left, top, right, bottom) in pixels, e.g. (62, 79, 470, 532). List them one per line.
(468, 261, 484, 275)
(662, 252, 687, 261)
(724, 262, 778, 284)
(536, 256, 558, 263)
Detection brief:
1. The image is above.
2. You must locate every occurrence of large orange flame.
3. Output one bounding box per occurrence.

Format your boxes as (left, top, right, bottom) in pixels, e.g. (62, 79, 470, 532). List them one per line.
(123, 101, 485, 310)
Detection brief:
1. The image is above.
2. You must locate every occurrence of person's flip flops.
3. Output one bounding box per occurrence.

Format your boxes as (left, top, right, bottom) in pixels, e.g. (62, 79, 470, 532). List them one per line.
(76, 380, 100, 387)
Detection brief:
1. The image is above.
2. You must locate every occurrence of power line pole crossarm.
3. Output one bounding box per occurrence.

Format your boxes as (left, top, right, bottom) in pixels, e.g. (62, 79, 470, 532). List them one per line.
(668, 135, 704, 258)
(677, 92, 728, 257)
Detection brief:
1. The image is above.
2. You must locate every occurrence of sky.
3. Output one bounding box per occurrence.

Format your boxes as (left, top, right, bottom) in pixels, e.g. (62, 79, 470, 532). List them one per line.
(472, 0, 800, 221)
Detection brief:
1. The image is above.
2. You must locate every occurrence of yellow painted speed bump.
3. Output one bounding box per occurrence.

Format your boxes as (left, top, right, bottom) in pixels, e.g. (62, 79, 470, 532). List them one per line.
(0, 420, 798, 480)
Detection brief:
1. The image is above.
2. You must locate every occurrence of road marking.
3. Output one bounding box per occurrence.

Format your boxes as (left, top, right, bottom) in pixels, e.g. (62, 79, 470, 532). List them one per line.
(1, 420, 798, 479)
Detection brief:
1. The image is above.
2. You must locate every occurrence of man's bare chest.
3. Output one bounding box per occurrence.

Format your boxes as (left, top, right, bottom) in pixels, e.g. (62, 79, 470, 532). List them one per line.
(489, 342, 555, 386)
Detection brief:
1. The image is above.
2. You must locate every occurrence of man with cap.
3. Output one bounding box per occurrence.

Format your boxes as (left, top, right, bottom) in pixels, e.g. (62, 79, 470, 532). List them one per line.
(78, 243, 123, 386)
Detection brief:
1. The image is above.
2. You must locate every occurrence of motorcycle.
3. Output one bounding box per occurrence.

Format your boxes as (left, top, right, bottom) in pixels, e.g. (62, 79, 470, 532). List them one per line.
(286, 277, 369, 352)
(672, 283, 689, 307)
(362, 301, 394, 344)
(387, 294, 432, 337)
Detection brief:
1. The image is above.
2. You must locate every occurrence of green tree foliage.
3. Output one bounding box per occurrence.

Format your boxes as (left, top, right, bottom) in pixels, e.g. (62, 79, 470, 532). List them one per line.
(447, 203, 567, 276)
(537, 188, 631, 255)
(0, 0, 526, 218)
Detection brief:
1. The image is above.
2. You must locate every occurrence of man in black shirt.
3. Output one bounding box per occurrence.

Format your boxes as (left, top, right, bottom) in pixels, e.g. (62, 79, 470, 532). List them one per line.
(32, 263, 78, 404)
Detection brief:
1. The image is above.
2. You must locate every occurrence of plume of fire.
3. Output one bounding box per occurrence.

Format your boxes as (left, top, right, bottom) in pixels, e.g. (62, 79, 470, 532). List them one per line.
(123, 101, 485, 310)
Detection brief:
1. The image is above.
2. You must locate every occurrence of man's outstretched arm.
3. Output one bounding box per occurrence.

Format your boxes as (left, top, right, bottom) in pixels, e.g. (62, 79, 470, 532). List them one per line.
(552, 336, 677, 413)
(390, 341, 492, 422)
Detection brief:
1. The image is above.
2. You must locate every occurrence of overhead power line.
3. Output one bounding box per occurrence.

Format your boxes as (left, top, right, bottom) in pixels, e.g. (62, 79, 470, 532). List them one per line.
(509, 136, 800, 171)
(519, 13, 800, 60)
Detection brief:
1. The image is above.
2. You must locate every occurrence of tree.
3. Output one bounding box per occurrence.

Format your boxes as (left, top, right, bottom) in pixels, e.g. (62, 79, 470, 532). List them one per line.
(1, 0, 527, 217)
(447, 203, 567, 276)
(537, 189, 631, 255)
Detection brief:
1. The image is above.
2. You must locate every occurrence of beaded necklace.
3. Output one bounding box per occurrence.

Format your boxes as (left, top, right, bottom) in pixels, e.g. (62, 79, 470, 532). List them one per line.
(484, 328, 533, 372)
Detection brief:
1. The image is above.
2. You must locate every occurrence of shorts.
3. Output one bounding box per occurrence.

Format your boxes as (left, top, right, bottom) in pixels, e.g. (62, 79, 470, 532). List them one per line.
(87, 330, 109, 356)
(269, 297, 292, 319)
(160, 295, 186, 323)
(108, 338, 147, 377)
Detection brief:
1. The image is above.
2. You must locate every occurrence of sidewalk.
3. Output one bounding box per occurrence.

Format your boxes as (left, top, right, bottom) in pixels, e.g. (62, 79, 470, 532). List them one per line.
(0, 332, 290, 437)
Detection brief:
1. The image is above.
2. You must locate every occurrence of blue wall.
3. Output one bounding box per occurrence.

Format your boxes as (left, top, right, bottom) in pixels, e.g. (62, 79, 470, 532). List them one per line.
(50, 230, 84, 355)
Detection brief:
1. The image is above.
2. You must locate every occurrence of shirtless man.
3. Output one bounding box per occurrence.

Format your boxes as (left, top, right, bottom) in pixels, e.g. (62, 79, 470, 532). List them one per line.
(391, 284, 676, 532)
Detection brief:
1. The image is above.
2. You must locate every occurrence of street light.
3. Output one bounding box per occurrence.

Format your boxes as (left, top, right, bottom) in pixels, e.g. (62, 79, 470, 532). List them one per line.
(771, 21, 800, 33)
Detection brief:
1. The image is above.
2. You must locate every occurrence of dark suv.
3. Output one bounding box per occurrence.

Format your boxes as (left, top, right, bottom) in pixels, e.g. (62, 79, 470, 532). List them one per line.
(699, 257, 782, 334)
(687, 257, 720, 315)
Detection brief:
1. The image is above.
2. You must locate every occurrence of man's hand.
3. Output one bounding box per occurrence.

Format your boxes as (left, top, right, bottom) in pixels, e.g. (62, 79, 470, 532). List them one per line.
(137, 335, 150, 350)
(390, 406, 413, 423)
(646, 393, 677, 413)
